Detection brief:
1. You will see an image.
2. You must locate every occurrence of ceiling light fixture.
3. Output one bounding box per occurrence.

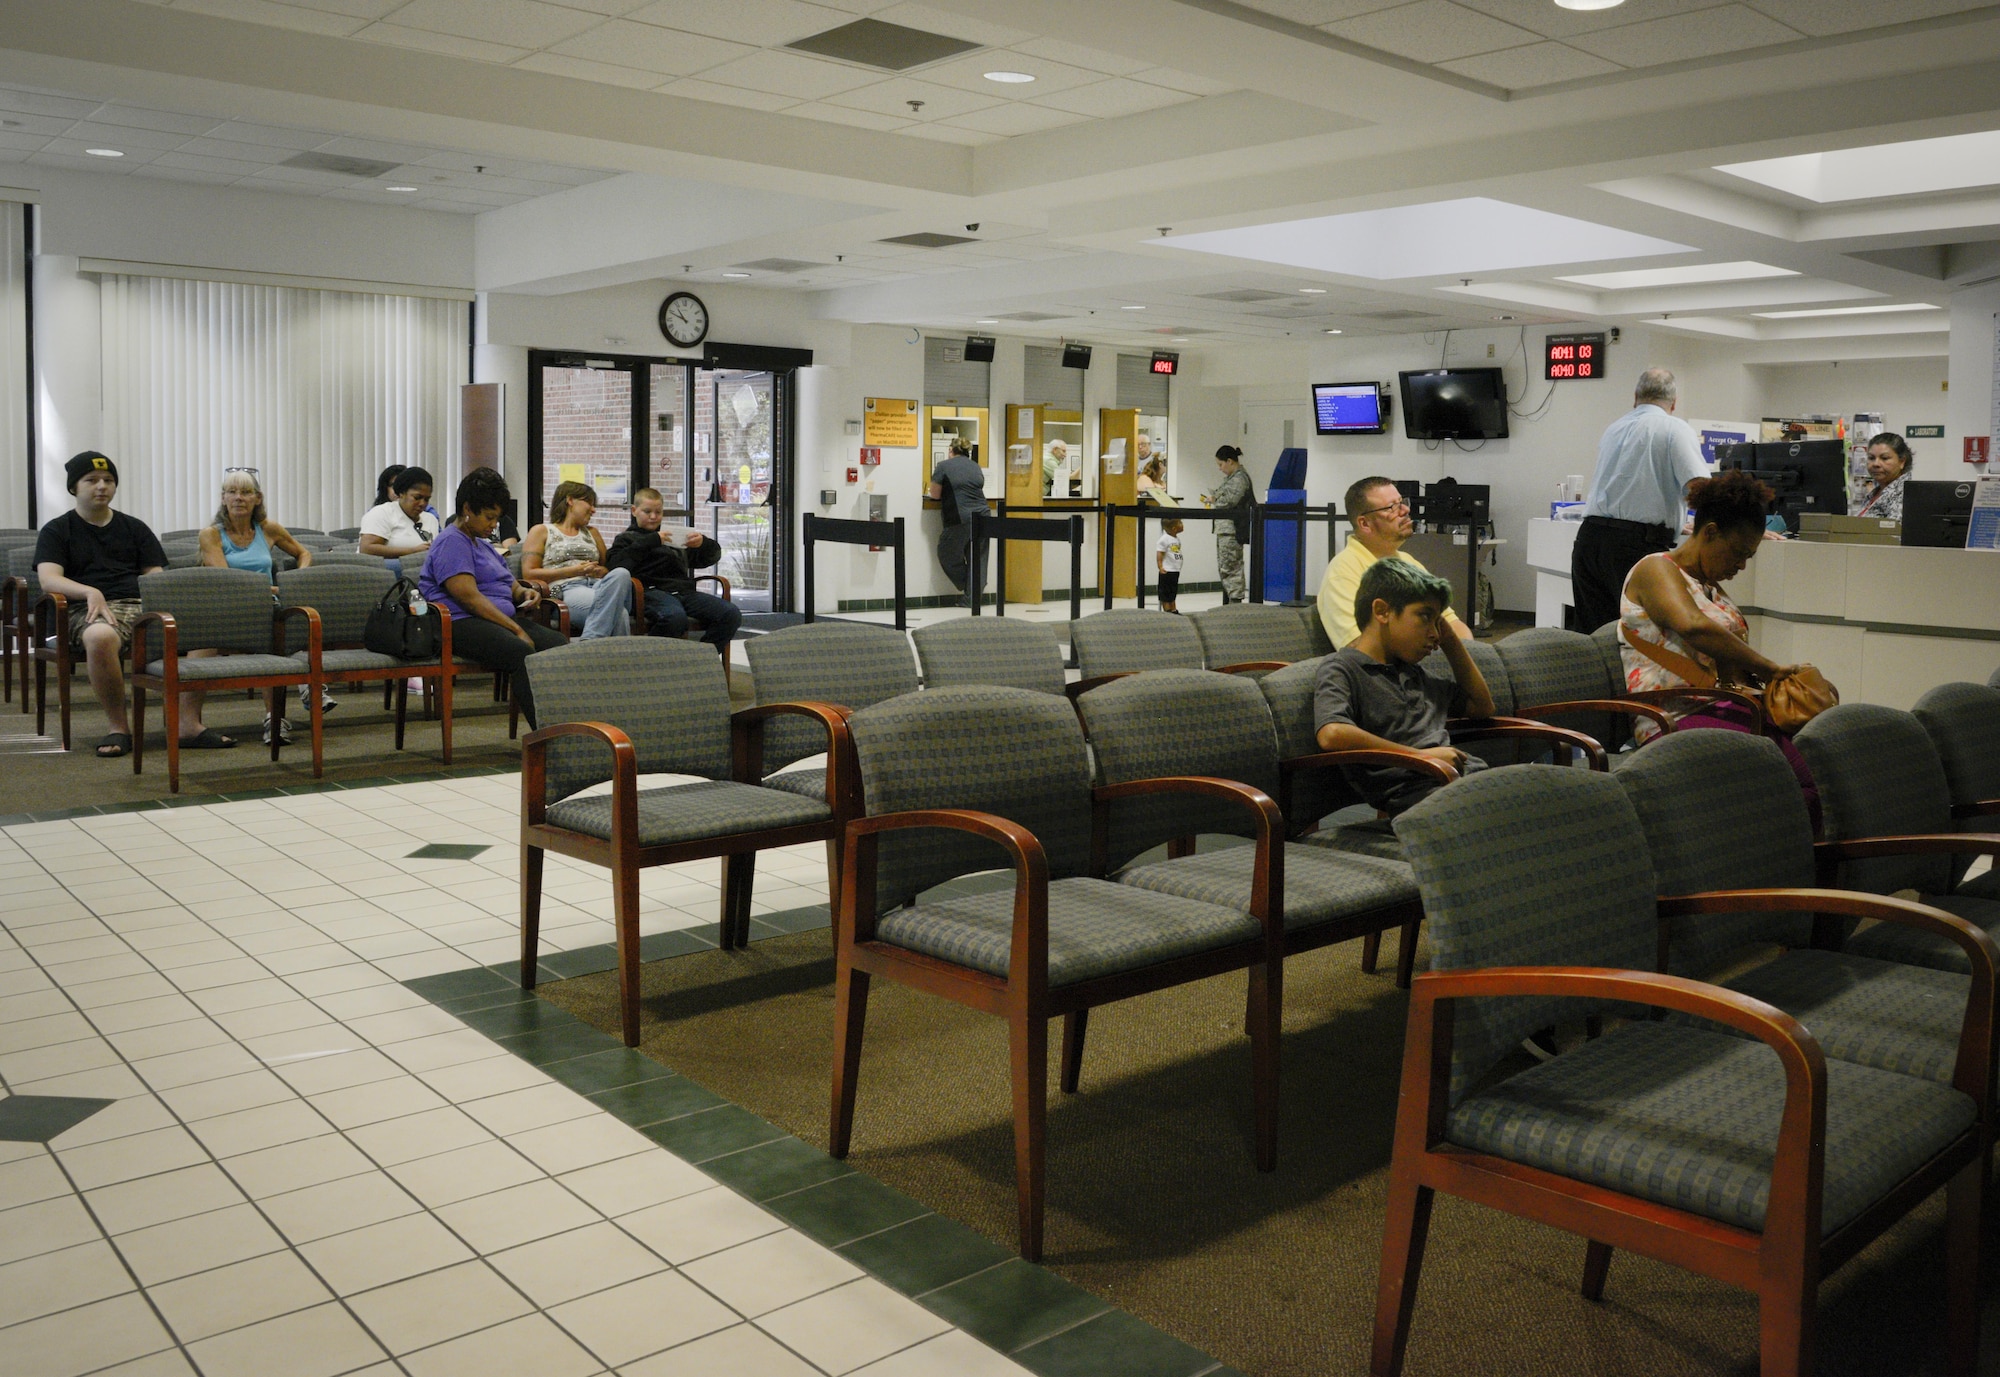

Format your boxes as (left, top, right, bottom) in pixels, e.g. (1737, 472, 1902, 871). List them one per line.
(1324, 328, 1343, 334)
(84, 148, 124, 158)
(1752, 302, 1942, 319)
(983, 70, 1035, 83)
(1120, 305, 1146, 310)
(1554, 0, 1624, 9)
(1172, 337, 1189, 342)
(384, 184, 417, 192)
(976, 318, 999, 324)
(722, 271, 752, 279)
(1298, 287, 1326, 294)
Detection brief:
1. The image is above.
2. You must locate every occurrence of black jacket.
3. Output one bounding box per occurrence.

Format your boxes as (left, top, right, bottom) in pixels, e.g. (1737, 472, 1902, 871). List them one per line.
(605, 527, 721, 598)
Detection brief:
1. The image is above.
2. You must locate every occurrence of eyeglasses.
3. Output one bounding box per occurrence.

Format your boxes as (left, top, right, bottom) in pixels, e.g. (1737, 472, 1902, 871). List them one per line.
(223, 467, 260, 476)
(1355, 497, 1410, 519)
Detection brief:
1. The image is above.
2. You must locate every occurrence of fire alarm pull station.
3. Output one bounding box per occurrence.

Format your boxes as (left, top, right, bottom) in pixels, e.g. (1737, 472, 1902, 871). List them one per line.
(859, 447, 882, 466)
(846, 467, 859, 483)
(1966, 436, 1991, 464)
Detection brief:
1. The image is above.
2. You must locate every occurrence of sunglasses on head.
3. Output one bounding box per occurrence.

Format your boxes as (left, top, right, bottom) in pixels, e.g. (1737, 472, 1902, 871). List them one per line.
(223, 467, 260, 476)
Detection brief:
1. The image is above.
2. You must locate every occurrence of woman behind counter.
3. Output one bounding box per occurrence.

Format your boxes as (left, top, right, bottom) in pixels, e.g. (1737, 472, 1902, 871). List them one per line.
(1849, 432, 1912, 520)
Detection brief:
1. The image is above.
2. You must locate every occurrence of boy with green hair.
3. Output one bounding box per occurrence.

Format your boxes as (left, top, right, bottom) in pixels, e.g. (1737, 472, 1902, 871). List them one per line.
(1313, 556, 1496, 814)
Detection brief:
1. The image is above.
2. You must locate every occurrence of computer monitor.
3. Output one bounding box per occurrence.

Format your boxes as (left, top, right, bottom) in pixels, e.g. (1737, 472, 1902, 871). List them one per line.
(1715, 440, 1847, 534)
(1312, 382, 1388, 435)
(1901, 479, 1978, 548)
(1424, 479, 1489, 527)
(1393, 479, 1423, 521)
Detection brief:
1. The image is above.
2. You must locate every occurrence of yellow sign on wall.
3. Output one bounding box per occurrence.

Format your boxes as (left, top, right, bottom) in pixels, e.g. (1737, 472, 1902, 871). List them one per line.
(862, 397, 920, 449)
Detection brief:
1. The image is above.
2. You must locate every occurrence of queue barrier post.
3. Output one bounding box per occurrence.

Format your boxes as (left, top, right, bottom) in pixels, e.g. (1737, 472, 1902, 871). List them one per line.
(801, 512, 907, 631)
(968, 513, 1088, 624)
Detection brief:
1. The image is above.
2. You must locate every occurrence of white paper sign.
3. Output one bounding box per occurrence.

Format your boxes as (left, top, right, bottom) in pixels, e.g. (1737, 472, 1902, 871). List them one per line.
(1967, 474, 2000, 550)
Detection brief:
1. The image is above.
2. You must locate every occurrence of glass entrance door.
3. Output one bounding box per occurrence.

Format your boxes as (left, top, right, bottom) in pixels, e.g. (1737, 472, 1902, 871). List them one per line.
(535, 360, 637, 536)
(692, 369, 776, 612)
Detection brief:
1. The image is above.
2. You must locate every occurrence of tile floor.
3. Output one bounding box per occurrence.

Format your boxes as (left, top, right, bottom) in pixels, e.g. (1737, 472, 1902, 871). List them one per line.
(0, 773, 1112, 1377)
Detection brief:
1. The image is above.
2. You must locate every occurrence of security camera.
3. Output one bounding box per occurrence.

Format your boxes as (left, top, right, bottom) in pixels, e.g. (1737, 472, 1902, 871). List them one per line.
(965, 223, 979, 232)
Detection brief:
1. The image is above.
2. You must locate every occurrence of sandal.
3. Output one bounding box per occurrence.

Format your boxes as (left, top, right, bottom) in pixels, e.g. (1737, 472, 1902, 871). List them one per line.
(95, 733, 132, 759)
(179, 728, 237, 750)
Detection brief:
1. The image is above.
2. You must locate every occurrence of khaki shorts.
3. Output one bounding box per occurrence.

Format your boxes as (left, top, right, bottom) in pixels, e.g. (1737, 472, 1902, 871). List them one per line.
(68, 599, 143, 656)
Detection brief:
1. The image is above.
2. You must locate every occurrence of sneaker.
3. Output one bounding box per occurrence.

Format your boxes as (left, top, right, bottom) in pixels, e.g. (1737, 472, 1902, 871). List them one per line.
(319, 686, 338, 712)
(262, 715, 294, 745)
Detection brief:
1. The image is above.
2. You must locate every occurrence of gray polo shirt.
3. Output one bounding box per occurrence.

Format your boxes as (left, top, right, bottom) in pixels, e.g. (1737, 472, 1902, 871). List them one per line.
(933, 454, 990, 527)
(1313, 646, 1484, 813)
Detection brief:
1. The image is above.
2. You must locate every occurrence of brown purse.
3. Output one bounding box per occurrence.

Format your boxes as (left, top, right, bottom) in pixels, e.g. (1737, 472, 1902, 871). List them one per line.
(1619, 624, 1838, 733)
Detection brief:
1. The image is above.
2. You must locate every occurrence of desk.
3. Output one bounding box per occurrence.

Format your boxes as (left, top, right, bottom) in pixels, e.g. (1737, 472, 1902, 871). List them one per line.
(1401, 530, 1507, 631)
(1526, 517, 1581, 628)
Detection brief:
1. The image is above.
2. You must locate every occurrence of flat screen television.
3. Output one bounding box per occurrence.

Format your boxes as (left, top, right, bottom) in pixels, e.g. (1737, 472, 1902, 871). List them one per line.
(1399, 368, 1509, 440)
(1312, 382, 1387, 435)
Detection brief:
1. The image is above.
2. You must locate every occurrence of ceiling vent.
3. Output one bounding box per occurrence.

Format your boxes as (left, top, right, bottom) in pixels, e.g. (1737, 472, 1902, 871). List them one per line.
(1196, 288, 1293, 303)
(280, 152, 402, 178)
(787, 19, 980, 70)
(1357, 309, 1440, 321)
(732, 258, 824, 273)
(996, 310, 1067, 321)
(879, 232, 979, 248)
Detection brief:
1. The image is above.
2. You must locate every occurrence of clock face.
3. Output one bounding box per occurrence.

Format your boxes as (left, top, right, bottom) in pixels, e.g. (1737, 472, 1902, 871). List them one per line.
(658, 292, 708, 348)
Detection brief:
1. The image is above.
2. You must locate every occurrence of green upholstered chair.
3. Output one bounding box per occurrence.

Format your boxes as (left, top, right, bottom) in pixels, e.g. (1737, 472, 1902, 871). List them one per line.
(831, 684, 1279, 1261)
(1417, 637, 1521, 767)
(911, 617, 1066, 696)
(1300, 603, 1334, 658)
(3, 545, 38, 710)
(1796, 703, 2000, 972)
(1914, 682, 2000, 902)
(521, 637, 853, 1044)
(1373, 764, 1986, 1377)
(1989, 667, 2000, 689)
(1615, 727, 1993, 1113)
(1069, 607, 1204, 686)
(278, 564, 458, 760)
(1189, 602, 1315, 675)
(744, 620, 918, 801)
(1495, 626, 1667, 755)
(130, 567, 325, 792)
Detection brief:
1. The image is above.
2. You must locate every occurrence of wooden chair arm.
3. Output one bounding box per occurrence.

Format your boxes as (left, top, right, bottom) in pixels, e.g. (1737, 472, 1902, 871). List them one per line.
(520, 720, 637, 830)
(32, 590, 69, 638)
(1447, 718, 1607, 771)
(696, 574, 731, 600)
(1091, 776, 1285, 941)
(1623, 686, 1763, 728)
(1951, 800, 2000, 820)
(273, 605, 322, 661)
(730, 700, 853, 792)
(130, 610, 175, 673)
(1065, 672, 1132, 703)
(1215, 660, 1289, 677)
(1816, 833, 2000, 863)
(1281, 748, 1458, 786)
(1513, 699, 1676, 733)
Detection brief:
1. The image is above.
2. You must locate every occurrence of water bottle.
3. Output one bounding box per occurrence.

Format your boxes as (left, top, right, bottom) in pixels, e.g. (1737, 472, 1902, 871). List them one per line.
(406, 586, 427, 617)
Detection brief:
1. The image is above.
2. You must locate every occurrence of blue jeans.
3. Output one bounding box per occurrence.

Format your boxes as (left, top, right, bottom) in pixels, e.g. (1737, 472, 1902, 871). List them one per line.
(644, 587, 740, 653)
(558, 568, 633, 638)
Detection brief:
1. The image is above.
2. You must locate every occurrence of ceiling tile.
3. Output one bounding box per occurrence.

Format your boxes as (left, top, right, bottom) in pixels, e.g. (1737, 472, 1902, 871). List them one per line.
(172, 135, 295, 161)
(86, 105, 222, 136)
(896, 122, 1000, 145)
(0, 130, 48, 152)
(1449, 0, 1728, 39)
(262, 0, 404, 17)
(917, 51, 1101, 97)
(351, 22, 533, 63)
(204, 120, 330, 149)
(827, 76, 1001, 120)
(1323, 0, 1544, 62)
(47, 137, 166, 162)
(1128, 66, 1236, 96)
(1437, 40, 1620, 86)
(512, 52, 669, 88)
(1030, 78, 1194, 119)
(867, 2, 1031, 46)
(1742, 0, 1992, 37)
(942, 102, 1086, 136)
(546, 19, 752, 75)
(1233, 0, 1406, 22)
(167, 0, 370, 36)
(1568, 4, 1804, 65)
(0, 88, 101, 120)
(32, 149, 140, 172)
(696, 49, 879, 99)
(787, 101, 913, 129)
(132, 165, 240, 187)
(531, 0, 656, 13)
(384, 0, 601, 47)
(658, 76, 801, 110)
(309, 135, 441, 162)
(623, 0, 857, 46)
(152, 150, 278, 176)
(0, 112, 75, 138)
(62, 122, 194, 151)
(1007, 37, 1151, 76)
(410, 198, 483, 212)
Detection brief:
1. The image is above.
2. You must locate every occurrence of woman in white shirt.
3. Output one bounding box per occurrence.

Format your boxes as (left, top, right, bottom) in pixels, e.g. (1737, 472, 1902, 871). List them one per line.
(358, 466, 440, 574)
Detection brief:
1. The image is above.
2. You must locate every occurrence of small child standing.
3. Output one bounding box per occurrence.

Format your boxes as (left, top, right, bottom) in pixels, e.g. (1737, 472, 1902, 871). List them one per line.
(1156, 519, 1184, 613)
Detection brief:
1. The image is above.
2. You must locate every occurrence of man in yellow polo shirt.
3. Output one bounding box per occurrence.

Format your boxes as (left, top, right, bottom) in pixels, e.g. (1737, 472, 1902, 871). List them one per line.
(1317, 475, 1470, 647)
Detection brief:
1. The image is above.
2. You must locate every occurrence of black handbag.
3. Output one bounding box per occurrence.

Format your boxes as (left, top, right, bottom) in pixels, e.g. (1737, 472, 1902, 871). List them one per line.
(364, 578, 441, 661)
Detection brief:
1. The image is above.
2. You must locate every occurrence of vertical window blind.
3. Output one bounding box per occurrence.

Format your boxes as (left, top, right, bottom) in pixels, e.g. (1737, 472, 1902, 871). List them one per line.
(0, 204, 26, 529)
(98, 274, 467, 533)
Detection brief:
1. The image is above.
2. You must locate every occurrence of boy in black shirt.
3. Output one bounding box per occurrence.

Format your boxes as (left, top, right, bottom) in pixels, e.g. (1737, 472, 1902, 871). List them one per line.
(35, 452, 230, 757)
(604, 488, 740, 654)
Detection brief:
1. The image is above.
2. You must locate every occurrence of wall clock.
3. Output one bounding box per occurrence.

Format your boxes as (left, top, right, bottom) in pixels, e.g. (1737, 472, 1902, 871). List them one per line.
(658, 291, 709, 348)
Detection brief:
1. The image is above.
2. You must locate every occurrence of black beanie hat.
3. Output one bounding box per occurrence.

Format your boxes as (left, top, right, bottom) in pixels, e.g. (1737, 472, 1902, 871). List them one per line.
(65, 451, 118, 493)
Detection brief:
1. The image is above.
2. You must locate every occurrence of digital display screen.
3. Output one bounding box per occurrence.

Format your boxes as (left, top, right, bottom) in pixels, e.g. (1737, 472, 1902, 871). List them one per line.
(1398, 369, 1509, 440)
(1312, 382, 1386, 435)
(1544, 332, 1607, 380)
(1150, 351, 1179, 375)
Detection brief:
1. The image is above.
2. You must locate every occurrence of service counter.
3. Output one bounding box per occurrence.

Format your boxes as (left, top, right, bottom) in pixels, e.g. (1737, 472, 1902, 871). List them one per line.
(1526, 517, 2000, 710)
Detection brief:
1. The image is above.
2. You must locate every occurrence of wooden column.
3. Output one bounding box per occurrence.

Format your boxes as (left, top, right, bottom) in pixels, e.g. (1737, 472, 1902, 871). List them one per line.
(1099, 408, 1139, 599)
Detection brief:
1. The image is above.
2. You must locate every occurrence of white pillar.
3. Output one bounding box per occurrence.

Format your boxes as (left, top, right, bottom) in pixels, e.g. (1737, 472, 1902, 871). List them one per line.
(32, 254, 101, 524)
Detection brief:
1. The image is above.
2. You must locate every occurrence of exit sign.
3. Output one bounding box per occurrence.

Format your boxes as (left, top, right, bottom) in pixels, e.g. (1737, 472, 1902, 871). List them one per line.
(1907, 424, 1944, 438)
(1544, 332, 1607, 380)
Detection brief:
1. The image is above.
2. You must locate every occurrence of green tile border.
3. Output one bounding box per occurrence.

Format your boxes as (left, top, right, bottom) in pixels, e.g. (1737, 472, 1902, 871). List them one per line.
(399, 926, 1228, 1377)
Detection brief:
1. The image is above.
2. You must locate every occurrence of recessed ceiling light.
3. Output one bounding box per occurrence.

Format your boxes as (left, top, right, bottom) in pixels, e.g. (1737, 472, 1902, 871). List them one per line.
(1324, 328, 1342, 334)
(1558, 261, 1797, 290)
(84, 147, 123, 158)
(384, 184, 417, 192)
(1298, 287, 1327, 294)
(1554, 0, 1624, 9)
(722, 271, 752, 279)
(976, 319, 999, 324)
(1120, 305, 1146, 310)
(1752, 302, 1942, 319)
(984, 71, 1035, 83)
(1172, 337, 1189, 342)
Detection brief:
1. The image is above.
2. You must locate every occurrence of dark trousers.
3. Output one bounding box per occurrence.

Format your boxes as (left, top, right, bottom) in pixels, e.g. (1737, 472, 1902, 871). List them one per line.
(643, 588, 741, 653)
(937, 524, 984, 600)
(453, 615, 566, 728)
(1157, 570, 1181, 607)
(1569, 517, 1672, 633)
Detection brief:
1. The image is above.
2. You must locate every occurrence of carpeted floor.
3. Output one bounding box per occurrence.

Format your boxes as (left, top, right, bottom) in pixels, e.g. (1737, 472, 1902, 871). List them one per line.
(538, 927, 1989, 1377)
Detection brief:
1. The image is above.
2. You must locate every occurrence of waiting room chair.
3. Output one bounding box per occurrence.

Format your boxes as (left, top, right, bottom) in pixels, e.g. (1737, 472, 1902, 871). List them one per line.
(1300, 603, 1333, 658)
(1372, 765, 1986, 1377)
(521, 638, 853, 1044)
(278, 564, 459, 761)
(627, 571, 734, 674)
(1495, 626, 1673, 754)
(159, 529, 201, 541)
(1989, 667, 2000, 689)
(2, 544, 37, 706)
(912, 617, 1066, 696)
(310, 549, 392, 569)
(1069, 608, 1204, 689)
(1796, 703, 2000, 971)
(1188, 603, 1315, 675)
(130, 567, 325, 792)
(1914, 682, 2000, 902)
(830, 684, 1280, 1260)
(328, 526, 362, 542)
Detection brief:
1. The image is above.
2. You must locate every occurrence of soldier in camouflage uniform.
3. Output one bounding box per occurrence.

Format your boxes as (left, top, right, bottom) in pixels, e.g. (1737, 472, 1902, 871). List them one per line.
(1209, 445, 1254, 603)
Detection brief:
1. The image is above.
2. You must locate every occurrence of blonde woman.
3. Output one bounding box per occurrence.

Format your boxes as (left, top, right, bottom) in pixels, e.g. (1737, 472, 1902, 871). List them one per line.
(522, 481, 633, 638)
(199, 467, 331, 740)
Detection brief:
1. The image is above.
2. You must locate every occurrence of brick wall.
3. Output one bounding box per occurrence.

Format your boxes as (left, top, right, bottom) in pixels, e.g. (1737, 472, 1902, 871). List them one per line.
(541, 367, 632, 535)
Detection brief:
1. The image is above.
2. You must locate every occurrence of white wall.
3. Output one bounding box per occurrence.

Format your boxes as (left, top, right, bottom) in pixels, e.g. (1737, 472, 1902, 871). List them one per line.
(1947, 280, 2000, 459)
(33, 256, 102, 525)
(1755, 357, 1950, 450)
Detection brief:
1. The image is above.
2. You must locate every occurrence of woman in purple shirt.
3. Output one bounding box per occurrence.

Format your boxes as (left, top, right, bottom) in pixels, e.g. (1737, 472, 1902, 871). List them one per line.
(419, 467, 566, 727)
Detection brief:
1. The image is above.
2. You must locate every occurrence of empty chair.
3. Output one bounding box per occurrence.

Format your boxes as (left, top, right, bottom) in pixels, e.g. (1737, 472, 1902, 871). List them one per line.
(743, 621, 918, 801)
(1299, 603, 1333, 658)
(1372, 765, 1985, 1377)
(3, 545, 37, 706)
(286, 527, 324, 536)
(1069, 607, 1203, 684)
(278, 563, 458, 760)
(1189, 603, 1316, 675)
(328, 526, 362, 542)
(1914, 681, 2000, 900)
(1495, 626, 1665, 754)
(307, 549, 389, 569)
(912, 617, 1065, 695)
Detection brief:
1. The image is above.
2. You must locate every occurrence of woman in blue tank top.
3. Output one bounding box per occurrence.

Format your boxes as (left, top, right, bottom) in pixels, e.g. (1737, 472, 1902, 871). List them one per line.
(199, 468, 328, 741)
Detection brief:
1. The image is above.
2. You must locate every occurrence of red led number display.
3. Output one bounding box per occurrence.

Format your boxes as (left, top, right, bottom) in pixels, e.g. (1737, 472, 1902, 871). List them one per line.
(1544, 333, 1607, 381)
(1150, 351, 1180, 376)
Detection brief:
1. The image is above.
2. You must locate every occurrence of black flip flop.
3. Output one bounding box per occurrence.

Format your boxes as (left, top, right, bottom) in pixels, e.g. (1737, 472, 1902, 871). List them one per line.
(95, 733, 131, 759)
(178, 728, 237, 750)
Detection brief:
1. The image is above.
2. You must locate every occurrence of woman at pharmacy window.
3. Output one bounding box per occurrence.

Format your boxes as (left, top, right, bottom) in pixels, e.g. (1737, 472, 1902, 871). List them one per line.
(1849, 432, 1912, 520)
(521, 480, 634, 639)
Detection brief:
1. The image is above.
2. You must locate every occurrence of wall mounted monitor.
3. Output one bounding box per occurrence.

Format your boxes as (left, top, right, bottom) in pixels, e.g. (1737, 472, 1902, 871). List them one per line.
(1398, 368, 1509, 440)
(963, 335, 995, 363)
(1061, 342, 1093, 370)
(1312, 382, 1388, 435)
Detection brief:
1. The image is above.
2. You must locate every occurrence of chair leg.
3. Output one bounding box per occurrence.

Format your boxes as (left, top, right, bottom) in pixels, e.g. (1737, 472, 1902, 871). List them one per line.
(1394, 917, 1421, 990)
(56, 645, 72, 751)
(1369, 1176, 1435, 1377)
(268, 688, 283, 763)
(1360, 931, 1381, 974)
(722, 852, 755, 949)
(1009, 1000, 1049, 1261)
(131, 685, 146, 774)
(1944, 1156, 1983, 1377)
(1757, 1241, 1818, 1377)
(520, 842, 544, 990)
(394, 677, 408, 751)
(1059, 1010, 1088, 1094)
(1581, 1240, 1613, 1301)
(1247, 957, 1280, 1173)
(829, 964, 870, 1159)
(613, 853, 642, 1048)
(438, 672, 454, 764)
